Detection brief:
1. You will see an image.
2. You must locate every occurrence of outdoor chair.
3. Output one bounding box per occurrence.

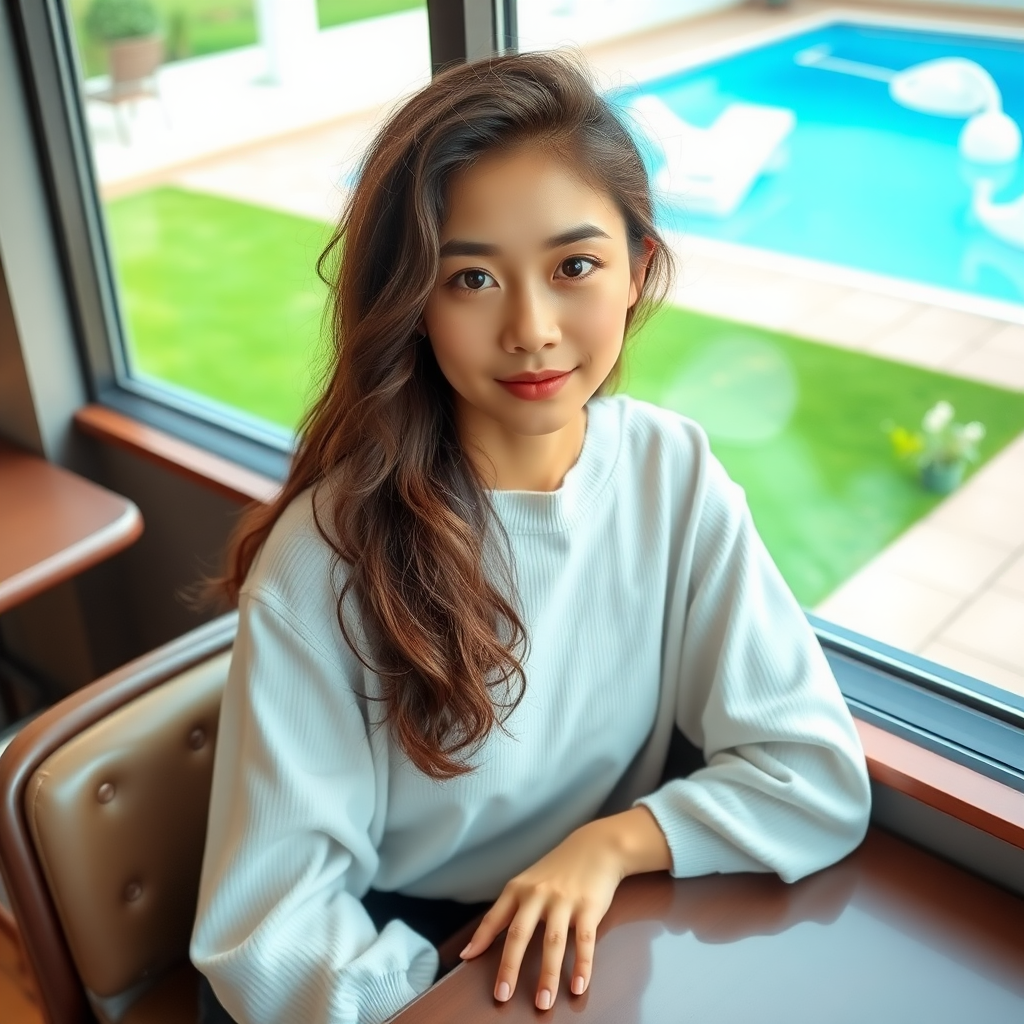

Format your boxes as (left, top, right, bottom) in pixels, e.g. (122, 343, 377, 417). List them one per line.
(86, 36, 166, 144)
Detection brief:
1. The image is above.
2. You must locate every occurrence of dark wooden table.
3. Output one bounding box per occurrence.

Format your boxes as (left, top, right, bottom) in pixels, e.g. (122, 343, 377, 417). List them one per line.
(390, 828, 1024, 1023)
(0, 440, 142, 615)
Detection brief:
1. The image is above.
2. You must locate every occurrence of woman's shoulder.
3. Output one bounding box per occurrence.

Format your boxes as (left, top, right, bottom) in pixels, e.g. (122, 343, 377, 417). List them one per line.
(591, 395, 744, 520)
(591, 394, 712, 472)
(243, 482, 344, 612)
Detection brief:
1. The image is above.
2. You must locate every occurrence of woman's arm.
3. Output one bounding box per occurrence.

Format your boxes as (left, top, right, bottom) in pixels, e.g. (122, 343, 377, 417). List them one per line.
(461, 435, 870, 1013)
(635, 451, 871, 884)
(190, 592, 437, 1024)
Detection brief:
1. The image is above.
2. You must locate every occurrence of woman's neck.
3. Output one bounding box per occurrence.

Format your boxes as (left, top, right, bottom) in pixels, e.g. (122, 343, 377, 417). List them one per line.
(458, 406, 587, 492)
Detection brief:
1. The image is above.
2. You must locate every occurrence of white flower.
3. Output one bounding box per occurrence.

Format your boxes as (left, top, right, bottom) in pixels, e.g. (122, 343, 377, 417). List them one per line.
(923, 400, 954, 434)
(962, 421, 985, 444)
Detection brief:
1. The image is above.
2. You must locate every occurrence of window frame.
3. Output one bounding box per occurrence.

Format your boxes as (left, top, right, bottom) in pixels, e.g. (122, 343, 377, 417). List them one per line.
(8, 0, 498, 475)
(814, 615, 1024, 794)
(8, 0, 1024, 814)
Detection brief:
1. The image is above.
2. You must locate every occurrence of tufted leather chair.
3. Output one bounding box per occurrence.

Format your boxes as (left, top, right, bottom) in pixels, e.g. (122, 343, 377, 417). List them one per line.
(0, 613, 237, 1024)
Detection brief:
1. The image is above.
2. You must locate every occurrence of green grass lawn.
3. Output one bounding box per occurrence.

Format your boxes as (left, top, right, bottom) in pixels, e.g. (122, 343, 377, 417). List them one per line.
(105, 186, 1024, 605)
(70, 0, 424, 75)
(623, 306, 1024, 604)
(106, 187, 332, 430)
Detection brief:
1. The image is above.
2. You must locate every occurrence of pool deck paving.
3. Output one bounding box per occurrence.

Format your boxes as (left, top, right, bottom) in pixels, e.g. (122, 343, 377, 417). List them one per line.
(608, 2, 1024, 698)
(670, 241, 1024, 699)
(88, 0, 1024, 696)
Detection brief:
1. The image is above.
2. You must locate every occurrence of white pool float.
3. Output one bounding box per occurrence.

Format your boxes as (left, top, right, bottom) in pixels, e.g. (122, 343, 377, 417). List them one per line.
(888, 56, 1001, 117)
(959, 110, 1023, 164)
(627, 94, 795, 218)
(795, 46, 1021, 164)
(972, 179, 1024, 250)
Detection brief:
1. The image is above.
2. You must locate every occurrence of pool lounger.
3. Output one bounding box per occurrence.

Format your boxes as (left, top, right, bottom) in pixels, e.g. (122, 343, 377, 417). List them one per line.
(628, 94, 796, 219)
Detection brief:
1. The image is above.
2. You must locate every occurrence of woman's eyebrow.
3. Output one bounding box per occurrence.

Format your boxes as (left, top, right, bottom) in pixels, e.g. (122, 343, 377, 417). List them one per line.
(545, 224, 612, 248)
(438, 223, 612, 259)
(439, 239, 498, 258)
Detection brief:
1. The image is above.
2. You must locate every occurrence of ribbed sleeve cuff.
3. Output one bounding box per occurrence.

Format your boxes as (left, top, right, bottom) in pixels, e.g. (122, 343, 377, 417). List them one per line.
(361, 971, 427, 1024)
(635, 789, 766, 879)
(353, 923, 439, 1024)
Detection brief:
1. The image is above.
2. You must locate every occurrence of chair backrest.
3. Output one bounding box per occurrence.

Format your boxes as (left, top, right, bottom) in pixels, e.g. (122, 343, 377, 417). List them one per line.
(0, 613, 236, 1024)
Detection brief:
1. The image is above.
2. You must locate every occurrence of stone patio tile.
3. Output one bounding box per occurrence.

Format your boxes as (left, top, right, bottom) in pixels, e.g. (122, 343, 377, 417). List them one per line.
(672, 263, 787, 323)
(938, 589, 1024, 674)
(673, 273, 750, 320)
(773, 281, 854, 333)
(985, 323, 1024, 355)
(831, 290, 921, 325)
(873, 305, 996, 351)
(926, 483, 1024, 548)
(815, 569, 962, 652)
(994, 550, 1024, 600)
(920, 640, 1024, 699)
(946, 345, 1024, 391)
(870, 329, 978, 369)
(793, 290, 921, 349)
(868, 523, 1011, 598)
(963, 440, 1024, 501)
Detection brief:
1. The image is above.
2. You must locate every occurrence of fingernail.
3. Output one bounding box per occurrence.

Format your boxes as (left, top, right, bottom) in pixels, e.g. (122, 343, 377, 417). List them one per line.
(459, 944, 471, 958)
(537, 989, 552, 1010)
(572, 976, 586, 995)
(496, 982, 511, 1002)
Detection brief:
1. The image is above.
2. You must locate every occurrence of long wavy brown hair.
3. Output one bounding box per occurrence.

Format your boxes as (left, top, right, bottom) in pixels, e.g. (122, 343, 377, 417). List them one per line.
(222, 51, 672, 778)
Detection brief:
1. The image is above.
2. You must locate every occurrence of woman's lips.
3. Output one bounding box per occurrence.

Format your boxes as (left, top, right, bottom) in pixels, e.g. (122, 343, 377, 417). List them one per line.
(497, 370, 573, 401)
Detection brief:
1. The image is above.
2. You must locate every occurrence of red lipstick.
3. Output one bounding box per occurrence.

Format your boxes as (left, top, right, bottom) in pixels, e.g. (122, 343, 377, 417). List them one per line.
(497, 369, 574, 401)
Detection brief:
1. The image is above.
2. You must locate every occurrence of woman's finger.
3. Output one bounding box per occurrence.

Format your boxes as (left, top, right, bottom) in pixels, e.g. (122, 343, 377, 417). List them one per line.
(460, 894, 516, 959)
(570, 910, 600, 997)
(535, 904, 572, 1011)
(493, 901, 543, 1003)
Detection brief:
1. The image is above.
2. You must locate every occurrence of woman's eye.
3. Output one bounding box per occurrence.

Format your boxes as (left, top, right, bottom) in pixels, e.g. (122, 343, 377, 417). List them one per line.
(557, 257, 598, 279)
(454, 269, 495, 290)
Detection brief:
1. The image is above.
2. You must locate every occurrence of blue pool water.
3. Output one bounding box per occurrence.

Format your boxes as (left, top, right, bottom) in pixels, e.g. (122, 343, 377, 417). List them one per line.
(628, 22, 1024, 307)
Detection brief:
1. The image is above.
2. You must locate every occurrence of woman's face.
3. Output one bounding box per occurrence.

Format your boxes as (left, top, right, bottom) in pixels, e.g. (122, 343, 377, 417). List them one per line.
(423, 145, 642, 451)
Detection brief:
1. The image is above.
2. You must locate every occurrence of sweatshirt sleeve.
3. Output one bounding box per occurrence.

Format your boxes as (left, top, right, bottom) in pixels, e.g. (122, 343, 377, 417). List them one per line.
(636, 443, 871, 884)
(190, 591, 438, 1024)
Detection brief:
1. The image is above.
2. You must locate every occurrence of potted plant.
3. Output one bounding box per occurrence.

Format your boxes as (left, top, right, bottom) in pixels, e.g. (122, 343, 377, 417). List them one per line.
(84, 0, 163, 87)
(887, 400, 985, 495)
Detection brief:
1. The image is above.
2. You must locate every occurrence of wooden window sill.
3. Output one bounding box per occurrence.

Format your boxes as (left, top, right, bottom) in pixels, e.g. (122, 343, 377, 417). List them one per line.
(74, 405, 279, 505)
(73, 404, 1024, 852)
(856, 718, 1024, 850)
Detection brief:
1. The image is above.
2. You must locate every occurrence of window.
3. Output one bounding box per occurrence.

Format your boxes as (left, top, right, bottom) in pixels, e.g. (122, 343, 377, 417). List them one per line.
(514, 0, 1024, 764)
(15, 0, 444, 475)
(8, 0, 1024, 790)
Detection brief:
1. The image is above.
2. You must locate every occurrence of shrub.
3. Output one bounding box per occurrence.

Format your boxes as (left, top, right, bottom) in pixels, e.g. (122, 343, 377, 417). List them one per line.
(84, 0, 160, 43)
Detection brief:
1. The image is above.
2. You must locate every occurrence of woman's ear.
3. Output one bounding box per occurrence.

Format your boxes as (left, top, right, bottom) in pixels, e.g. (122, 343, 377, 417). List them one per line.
(628, 237, 658, 309)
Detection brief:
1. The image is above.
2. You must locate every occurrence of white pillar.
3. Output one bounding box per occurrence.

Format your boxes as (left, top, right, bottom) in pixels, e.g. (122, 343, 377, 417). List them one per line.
(255, 0, 319, 85)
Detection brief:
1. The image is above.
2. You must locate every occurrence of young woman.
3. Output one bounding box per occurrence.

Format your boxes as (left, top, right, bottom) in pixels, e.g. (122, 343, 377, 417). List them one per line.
(191, 50, 871, 1024)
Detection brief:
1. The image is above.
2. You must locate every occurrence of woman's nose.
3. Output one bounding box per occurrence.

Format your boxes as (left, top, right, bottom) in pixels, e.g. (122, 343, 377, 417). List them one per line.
(502, 284, 560, 353)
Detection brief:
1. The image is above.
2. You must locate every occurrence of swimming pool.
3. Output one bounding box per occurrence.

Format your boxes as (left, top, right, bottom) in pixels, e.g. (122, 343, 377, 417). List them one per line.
(626, 18, 1024, 313)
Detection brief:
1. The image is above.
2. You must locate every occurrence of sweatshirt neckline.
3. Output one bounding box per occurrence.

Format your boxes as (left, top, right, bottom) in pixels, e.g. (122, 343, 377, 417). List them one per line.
(487, 397, 621, 535)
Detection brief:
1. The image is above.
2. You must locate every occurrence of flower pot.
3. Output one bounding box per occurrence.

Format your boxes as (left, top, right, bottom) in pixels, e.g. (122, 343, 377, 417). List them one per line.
(107, 34, 163, 89)
(920, 461, 964, 494)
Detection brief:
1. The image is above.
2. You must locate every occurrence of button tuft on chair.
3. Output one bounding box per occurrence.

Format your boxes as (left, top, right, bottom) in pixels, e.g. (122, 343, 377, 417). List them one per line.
(124, 881, 143, 902)
(97, 782, 116, 803)
(188, 727, 206, 750)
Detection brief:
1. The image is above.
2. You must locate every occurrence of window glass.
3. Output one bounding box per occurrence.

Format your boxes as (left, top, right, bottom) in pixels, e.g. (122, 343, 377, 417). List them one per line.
(517, 0, 1024, 701)
(69, 0, 429, 436)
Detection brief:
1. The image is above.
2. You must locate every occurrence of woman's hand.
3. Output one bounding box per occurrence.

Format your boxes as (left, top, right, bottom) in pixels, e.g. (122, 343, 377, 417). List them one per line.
(458, 806, 672, 1011)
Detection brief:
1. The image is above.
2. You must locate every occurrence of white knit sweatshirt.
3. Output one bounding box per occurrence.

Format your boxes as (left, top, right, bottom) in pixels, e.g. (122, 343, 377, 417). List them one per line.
(190, 395, 871, 1024)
